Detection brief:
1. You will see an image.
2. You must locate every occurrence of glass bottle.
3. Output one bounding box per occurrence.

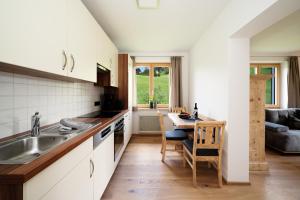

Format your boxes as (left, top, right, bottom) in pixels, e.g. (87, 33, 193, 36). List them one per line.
(193, 103, 198, 119)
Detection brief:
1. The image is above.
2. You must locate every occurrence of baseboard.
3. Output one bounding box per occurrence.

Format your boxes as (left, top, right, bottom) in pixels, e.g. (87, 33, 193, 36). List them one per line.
(132, 133, 162, 137)
(222, 177, 251, 185)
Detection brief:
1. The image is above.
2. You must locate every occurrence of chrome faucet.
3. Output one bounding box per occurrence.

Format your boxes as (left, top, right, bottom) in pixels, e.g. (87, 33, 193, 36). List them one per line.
(31, 112, 41, 137)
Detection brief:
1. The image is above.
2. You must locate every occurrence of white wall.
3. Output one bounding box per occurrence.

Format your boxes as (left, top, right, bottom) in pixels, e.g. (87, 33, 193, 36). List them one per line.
(189, 0, 283, 182)
(0, 71, 101, 139)
(135, 57, 171, 63)
(190, 0, 300, 182)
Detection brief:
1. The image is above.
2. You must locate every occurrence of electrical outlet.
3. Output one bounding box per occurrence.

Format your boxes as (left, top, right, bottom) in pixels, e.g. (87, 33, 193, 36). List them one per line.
(94, 101, 100, 106)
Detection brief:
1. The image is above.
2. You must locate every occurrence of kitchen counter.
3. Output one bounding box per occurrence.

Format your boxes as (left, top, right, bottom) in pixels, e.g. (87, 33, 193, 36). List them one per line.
(0, 110, 128, 185)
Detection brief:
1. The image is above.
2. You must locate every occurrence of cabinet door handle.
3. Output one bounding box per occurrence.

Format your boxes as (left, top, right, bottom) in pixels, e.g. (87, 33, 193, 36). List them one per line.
(90, 159, 94, 178)
(62, 50, 67, 70)
(70, 54, 75, 72)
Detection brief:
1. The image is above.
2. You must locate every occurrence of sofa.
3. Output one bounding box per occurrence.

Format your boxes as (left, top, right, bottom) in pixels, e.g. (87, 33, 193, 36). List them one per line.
(265, 108, 300, 153)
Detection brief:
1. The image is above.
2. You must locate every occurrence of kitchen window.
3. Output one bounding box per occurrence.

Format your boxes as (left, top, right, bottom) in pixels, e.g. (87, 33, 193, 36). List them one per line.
(250, 63, 281, 108)
(135, 63, 170, 108)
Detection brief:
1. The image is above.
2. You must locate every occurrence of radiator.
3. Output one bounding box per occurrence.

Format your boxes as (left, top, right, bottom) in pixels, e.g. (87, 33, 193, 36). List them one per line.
(139, 115, 160, 132)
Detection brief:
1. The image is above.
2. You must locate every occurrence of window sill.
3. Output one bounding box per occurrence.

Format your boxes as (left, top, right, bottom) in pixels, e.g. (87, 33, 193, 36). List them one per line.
(265, 105, 280, 109)
(134, 107, 169, 112)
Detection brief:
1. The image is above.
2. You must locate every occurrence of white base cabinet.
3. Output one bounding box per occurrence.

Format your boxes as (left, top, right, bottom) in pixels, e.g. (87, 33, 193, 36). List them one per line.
(23, 138, 94, 200)
(41, 154, 94, 200)
(23, 113, 132, 200)
(124, 112, 133, 146)
(93, 133, 114, 200)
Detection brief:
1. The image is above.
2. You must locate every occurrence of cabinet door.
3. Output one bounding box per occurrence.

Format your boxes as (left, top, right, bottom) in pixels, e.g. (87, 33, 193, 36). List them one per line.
(0, 0, 68, 76)
(41, 153, 94, 200)
(67, 0, 97, 82)
(124, 113, 130, 145)
(93, 133, 114, 200)
(128, 111, 133, 139)
(110, 46, 118, 87)
(128, 56, 133, 109)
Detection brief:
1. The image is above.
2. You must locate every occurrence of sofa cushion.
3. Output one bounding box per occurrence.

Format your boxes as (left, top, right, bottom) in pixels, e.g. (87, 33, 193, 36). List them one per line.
(288, 115, 300, 130)
(265, 122, 289, 132)
(182, 139, 219, 156)
(174, 128, 194, 133)
(265, 129, 300, 152)
(295, 109, 300, 119)
(265, 109, 296, 125)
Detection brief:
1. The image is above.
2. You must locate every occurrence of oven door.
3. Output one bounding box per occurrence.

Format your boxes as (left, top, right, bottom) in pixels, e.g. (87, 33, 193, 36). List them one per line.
(114, 118, 124, 160)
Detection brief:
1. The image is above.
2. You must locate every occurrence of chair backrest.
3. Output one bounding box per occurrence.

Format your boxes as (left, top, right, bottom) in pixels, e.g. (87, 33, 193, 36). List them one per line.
(193, 121, 226, 155)
(171, 107, 186, 113)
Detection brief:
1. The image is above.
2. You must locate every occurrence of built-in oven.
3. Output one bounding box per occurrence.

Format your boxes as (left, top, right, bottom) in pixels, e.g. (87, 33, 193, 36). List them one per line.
(114, 117, 124, 160)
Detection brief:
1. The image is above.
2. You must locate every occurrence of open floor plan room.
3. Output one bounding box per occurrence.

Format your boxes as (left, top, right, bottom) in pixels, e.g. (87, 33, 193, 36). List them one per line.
(0, 0, 300, 200)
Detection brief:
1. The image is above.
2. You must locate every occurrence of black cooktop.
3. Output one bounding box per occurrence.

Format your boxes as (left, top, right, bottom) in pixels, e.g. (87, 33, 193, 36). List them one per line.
(78, 111, 121, 118)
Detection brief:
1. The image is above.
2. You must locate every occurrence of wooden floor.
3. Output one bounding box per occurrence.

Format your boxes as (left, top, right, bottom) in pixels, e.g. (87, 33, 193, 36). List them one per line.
(102, 135, 300, 200)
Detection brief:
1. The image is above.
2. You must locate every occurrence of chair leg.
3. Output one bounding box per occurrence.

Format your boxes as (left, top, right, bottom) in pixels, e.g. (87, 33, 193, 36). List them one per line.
(218, 160, 222, 187)
(183, 148, 187, 168)
(160, 143, 163, 154)
(162, 141, 166, 162)
(192, 160, 197, 187)
(207, 162, 211, 168)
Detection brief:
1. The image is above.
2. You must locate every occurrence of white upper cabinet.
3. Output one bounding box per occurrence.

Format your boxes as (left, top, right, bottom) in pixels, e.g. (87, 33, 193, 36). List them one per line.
(66, 0, 97, 82)
(0, 0, 68, 76)
(0, 0, 117, 83)
(110, 45, 118, 87)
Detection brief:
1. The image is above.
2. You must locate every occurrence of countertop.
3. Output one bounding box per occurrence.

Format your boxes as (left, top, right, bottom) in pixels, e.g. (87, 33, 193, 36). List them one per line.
(0, 109, 128, 185)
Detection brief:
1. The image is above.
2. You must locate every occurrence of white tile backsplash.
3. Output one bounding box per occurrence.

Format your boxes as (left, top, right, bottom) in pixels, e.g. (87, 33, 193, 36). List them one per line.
(0, 71, 13, 83)
(0, 72, 102, 139)
(0, 96, 14, 110)
(0, 82, 13, 96)
(0, 122, 13, 138)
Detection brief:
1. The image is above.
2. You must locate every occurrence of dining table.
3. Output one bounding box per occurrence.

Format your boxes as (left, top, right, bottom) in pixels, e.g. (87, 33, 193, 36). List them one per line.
(167, 113, 214, 129)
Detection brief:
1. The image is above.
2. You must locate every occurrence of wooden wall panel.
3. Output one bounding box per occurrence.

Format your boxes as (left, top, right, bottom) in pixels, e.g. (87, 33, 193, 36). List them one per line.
(249, 75, 271, 171)
(118, 54, 129, 109)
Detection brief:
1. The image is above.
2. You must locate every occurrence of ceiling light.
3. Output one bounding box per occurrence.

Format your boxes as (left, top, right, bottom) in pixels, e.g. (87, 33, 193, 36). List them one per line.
(137, 0, 159, 9)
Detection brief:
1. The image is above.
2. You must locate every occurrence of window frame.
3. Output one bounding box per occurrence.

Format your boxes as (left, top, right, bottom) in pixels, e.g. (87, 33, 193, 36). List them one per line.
(134, 63, 170, 108)
(250, 63, 281, 108)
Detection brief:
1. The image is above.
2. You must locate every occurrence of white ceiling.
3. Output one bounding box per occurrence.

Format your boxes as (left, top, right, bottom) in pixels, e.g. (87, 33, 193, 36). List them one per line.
(82, 0, 230, 52)
(251, 9, 300, 55)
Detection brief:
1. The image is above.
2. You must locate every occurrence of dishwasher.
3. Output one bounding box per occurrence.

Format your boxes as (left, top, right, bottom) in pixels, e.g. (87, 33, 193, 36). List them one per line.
(93, 124, 114, 149)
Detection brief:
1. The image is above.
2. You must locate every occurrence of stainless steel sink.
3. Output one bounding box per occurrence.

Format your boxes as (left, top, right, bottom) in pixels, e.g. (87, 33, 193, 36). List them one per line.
(0, 122, 93, 164)
(0, 135, 70, 164)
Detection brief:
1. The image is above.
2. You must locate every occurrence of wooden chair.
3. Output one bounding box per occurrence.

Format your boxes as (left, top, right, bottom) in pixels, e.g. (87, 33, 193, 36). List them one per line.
(158, 111, 188, 162)
(182, 121, 226, 187)
(171, 106, 186, 113)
